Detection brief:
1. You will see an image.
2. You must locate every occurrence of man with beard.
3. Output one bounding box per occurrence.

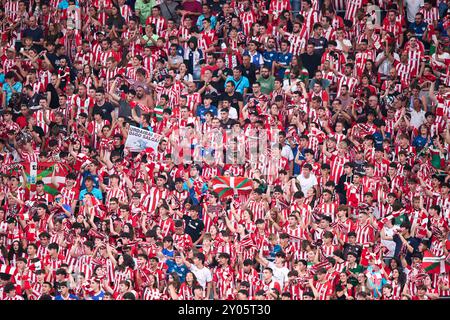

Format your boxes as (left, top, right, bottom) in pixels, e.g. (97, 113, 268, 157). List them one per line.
(219, 81, 244, 116)
(212, 57, 232, 89)
(262, 37, 278, 70)
(91, 88, 115, 123)
(257, 66, 276, 96)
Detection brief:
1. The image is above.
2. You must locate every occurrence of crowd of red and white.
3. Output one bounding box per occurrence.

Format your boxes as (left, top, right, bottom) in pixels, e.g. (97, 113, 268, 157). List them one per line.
(0, 0, 450, 301)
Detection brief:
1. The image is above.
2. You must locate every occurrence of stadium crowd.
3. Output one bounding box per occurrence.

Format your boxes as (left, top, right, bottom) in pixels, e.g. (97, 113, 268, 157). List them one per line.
(0, 0, 450, 301)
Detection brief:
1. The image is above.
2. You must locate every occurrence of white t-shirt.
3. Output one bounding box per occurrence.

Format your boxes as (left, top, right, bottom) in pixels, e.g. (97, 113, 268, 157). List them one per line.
(267, 262, 289, 288)
(405, 0, 425, 23)
(381, 226, 398, 258)
(190, 265, 213, 289)
(219, 107, 238, 120)
(410, 109, 426, 129)
(281, 144, 294, 161)
(375, 52, 400, 76)
(336, 39, 352, 53)
(297, 173, 318, 194)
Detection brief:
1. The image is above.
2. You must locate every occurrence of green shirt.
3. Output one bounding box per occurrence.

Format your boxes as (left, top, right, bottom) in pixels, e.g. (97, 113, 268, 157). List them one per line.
(257, 75, 275, 96)
(342, 264, 365, 286)
(154, 105, 164, 121)
(394, 213, 408, 226)
(135, 0, 156, 25)
(142, 33, 159, 46)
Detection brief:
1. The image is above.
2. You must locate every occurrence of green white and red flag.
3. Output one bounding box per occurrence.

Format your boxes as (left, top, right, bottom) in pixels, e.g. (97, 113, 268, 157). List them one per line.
(211, 176, 253, 200)
(422, 250, 450, 274)
(22, 162, 70, 195)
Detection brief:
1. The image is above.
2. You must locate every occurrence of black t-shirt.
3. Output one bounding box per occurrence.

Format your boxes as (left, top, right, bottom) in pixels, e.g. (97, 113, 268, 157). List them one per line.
(106, 16, 125, 34)
(213, 67, 232, 91)
(112, 145, 125, 158)
(343, 243, 363, 259)
(242, 63, 257, 87)
(49, 122, 67, 135)
(300, 52, 322, 78)
(32, 125, 45, 138)
(23, 27, 44, 42)
(220, 118, 238, 130)
(45, 52, 58, 68)
(45, 83, 60, 109)
(50, 54, 71, 69)
(118, 98, 132, 121)
(219, 91, 243, 114)
(308, 36, 328, 56)
(27, 93, 43, 110)
(198, 81, 221, 104)
(93, 102, 115, 123)
(183, 215, 204, 243)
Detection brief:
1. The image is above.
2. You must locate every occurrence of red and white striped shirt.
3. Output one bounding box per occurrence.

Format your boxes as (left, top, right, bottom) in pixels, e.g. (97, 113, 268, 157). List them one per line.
(94, 50, 114, 67)
(119, 4, 133, 23)
(333, 0, 346, 11)
(286, 32, 307, 56)
(300, 9, 319, 35)
(344, 0, 363, 22)
(407, 48, 424, 77)
(355, 50, 375, 78)
(142, 187, 169, 214)
(269, 0, 291, 21)
(4, 0, 20, 20)
(354, 222, 375, 246)
(72, 95, 94, 116)
(146, 16, 167, 35)
(337, 75, 359, 96)
(419, 7, 439, 26)
(247, 200, 267, 221)
(105, 187, 127, 205)
(239, 10, 257, 36)
(394, 61, 416, 84)
(32, 109, 54, 135)
(142, 287, 162, 300)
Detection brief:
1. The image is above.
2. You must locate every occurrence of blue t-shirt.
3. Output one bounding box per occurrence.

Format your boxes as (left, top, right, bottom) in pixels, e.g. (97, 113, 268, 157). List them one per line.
(409, 21, 428, 40)
(413, 135, 432, 150)
(276, 51, 293, 78)
(366, 266, 387, 299)
(57, 0, 79, 9)
(196, 105, 217, 123)
(81, 171, 100, 190)
(263, 50, 278, 69)
(162, 248, 174, 259)
(183, 178, 208, 205)
(166, 260, 189, 282)
(2, 82, 23, 106)
(196, 15, 217, 30)
(90, 291, 105, 300)
(54, 294, 79, 300)
(293, 146, 305, 175)
(244, 51, 264, 69)
(270, 244, 282, 258)
(373, 131, 391, 148)
(225, 76, 250, 94)
(79, 187, 103, 201)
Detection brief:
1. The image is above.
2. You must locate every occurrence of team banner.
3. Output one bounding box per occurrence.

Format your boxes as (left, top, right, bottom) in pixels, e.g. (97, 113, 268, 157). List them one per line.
(125, 126, 163, 153)
(22, 162, 69, 195)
